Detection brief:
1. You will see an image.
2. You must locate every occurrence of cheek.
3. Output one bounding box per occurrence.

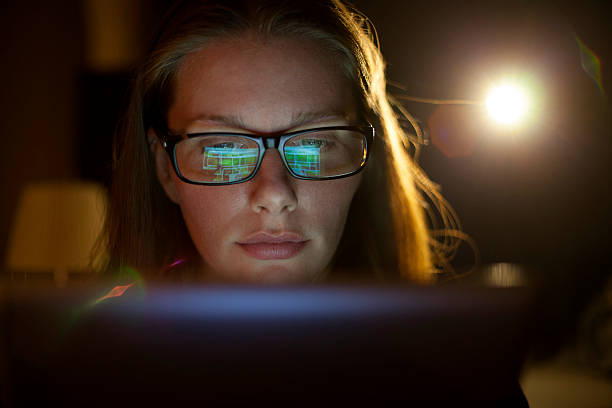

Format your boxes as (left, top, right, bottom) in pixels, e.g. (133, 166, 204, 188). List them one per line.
(174, 182, 246, 248)
(299, 176, 361, 237)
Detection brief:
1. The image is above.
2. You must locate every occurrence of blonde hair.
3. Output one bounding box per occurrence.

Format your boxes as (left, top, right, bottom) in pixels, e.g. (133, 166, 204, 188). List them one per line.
(103, 0, 459, 282)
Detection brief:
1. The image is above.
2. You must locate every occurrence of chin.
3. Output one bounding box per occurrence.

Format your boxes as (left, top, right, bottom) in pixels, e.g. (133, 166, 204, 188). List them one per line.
(220, 263, 324, 284)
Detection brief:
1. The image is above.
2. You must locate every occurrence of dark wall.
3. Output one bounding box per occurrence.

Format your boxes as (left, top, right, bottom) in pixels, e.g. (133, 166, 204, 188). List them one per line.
(0, 1, 169, 269)
(0, 1, 83, 267)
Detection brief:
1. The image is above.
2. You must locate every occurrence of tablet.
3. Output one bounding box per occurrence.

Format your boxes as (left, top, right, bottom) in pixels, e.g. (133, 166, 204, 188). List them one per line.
(0, 283, 533, 406)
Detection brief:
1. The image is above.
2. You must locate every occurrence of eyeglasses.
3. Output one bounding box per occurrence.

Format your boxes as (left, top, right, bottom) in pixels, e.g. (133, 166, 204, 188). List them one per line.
(158, 125, 375, 185)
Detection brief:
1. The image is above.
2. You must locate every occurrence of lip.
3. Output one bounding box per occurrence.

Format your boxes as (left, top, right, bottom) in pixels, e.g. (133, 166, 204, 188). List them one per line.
(236, 232, 308, 260)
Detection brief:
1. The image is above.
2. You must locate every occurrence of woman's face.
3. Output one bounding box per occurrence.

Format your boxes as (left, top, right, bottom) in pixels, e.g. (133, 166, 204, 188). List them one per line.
(152, 35, 362, 283)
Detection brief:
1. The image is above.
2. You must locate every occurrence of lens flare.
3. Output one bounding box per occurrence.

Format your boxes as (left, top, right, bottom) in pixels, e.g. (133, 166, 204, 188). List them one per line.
(486, 84, 529, 125)
(575, 35, 605, 96)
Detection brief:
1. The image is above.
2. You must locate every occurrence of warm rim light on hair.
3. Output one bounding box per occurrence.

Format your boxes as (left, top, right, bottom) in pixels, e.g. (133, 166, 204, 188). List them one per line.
(486, 84, 528, 125)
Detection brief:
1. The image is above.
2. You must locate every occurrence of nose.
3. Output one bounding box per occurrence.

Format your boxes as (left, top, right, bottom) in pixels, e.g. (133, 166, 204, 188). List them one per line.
(249, 149, 298, 215)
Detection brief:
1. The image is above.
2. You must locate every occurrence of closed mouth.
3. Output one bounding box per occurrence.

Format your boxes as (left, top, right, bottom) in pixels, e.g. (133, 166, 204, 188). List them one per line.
(236, 232, 308, 260)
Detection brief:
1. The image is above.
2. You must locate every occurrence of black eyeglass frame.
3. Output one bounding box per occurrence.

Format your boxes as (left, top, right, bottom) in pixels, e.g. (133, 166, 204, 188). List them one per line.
(157, 125, 375, 186)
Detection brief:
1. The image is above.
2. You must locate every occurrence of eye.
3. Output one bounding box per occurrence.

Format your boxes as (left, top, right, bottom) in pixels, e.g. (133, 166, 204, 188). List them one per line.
(300, 138, 329, 148)
(212, 141, 238, 149)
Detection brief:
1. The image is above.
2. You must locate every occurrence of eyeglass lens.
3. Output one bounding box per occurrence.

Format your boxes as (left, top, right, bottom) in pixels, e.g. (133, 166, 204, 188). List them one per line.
(174, 129, 366, 183)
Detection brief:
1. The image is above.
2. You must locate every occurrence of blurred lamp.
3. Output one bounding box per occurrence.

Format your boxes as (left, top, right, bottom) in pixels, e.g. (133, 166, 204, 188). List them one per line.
(5, 181, 107, 287)
(486, 83, 529, 125)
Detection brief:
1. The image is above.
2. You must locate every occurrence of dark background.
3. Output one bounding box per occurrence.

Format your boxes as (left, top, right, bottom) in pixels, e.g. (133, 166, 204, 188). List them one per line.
(1, 1, 611, 356)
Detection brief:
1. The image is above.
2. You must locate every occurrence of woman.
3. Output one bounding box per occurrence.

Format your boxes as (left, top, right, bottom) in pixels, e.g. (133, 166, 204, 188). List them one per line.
(102, 0, 455, 284)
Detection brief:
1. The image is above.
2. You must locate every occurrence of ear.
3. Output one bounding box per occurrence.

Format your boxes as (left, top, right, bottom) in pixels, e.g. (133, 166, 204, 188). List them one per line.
(148, 128, 181, 204)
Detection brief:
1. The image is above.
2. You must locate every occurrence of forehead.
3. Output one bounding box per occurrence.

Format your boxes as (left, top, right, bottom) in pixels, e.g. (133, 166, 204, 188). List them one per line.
(168, 35, 357, 133)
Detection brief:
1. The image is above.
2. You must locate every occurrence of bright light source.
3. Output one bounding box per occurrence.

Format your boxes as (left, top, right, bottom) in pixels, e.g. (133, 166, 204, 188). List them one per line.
(486, 83, 529, 125)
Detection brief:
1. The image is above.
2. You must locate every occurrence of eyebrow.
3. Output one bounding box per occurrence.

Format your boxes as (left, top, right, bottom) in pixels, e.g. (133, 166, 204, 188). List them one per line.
(182, 111, 351, 134)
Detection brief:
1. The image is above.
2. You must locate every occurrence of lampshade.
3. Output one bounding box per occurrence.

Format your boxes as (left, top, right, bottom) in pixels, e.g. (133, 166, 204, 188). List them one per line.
(5, 180, 108, 287)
